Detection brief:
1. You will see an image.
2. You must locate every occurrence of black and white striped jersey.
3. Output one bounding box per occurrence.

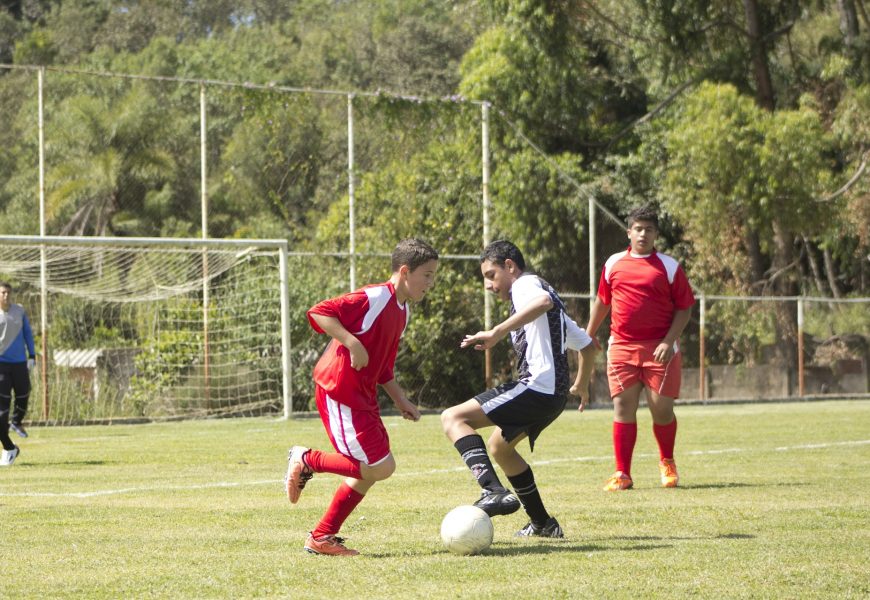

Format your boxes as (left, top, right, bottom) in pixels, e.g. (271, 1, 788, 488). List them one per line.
(509, 274, 592, 395)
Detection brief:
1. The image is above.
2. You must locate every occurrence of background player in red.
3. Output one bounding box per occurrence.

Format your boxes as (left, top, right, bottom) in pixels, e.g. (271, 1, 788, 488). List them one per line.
(586, 206, 695, 491)
(284, 238, 438, 556)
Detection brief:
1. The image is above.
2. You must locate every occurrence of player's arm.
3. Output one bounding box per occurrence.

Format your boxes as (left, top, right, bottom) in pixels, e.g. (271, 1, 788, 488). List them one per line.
(570, 343, 598, 412)
(308, 313, 368, 370)
(23, 312, 36, 369)
(381, 378, 420, 422)
(461, 294, 553, 351)
(653, 307, 693, 363)
(585, 297, 610, 338)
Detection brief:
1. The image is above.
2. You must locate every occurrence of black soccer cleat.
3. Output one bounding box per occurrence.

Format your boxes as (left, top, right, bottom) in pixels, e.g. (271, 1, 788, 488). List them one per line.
(473, 488, 521, 517)
(516, 516, 564, 538)
(9, 422, 28, 438)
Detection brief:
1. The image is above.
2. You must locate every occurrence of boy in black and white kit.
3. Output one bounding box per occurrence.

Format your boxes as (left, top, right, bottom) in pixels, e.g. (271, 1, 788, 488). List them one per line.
(441, 240, 597, 537)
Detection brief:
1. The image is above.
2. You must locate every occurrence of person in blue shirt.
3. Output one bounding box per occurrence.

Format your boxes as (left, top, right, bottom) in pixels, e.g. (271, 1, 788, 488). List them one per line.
(0, 282, 36, 466)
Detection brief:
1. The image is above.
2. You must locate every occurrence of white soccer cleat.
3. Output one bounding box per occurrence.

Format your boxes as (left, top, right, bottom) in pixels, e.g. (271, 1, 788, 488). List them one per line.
(0, 446, 20, 466)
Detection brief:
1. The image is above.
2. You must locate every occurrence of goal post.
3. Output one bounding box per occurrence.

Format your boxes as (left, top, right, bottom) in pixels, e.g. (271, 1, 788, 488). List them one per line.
(0, 235, 293, 422)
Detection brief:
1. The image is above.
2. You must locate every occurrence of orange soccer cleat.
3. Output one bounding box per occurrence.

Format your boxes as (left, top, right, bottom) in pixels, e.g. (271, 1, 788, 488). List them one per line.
(602, 471, 633, 491)
(304, 534, 359, 556)
(284, 446, 313, 503)
(659, 458, 679, 488)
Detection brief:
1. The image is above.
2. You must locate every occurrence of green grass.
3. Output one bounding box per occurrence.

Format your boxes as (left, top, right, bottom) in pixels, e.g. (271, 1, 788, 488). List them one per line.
(2, 400, 869, 599)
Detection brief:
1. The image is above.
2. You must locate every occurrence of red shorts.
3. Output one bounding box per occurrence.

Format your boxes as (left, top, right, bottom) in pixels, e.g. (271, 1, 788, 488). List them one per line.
(315, 385, 391, 466)
(606, 340, 682, 399)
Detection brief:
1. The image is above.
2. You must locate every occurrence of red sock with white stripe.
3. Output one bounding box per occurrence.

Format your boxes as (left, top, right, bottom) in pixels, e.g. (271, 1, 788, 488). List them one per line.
(653, 418, 677, 461)
(311, 482, 365, 539)
(304, 449, 361, 479)
(613, 421, 638, 476)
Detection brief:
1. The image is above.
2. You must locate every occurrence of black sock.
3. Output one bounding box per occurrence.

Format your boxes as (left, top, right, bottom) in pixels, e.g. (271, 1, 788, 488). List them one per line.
(0, 413, 14, 451)
(508, 467, 550, 525)
(454, 434, 505, 492)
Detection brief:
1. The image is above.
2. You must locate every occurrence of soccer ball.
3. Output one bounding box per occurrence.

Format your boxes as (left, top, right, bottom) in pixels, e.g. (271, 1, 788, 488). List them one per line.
(440, 505, 494, 555)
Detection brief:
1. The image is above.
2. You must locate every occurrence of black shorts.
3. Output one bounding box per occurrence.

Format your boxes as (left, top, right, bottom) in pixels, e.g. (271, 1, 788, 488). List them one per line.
(0, 362, 30, 410)
(474, 381, 567, 451)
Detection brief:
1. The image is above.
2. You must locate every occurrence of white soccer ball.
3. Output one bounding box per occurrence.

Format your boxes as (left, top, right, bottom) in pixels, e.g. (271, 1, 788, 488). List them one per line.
(440, 505, 494, 555)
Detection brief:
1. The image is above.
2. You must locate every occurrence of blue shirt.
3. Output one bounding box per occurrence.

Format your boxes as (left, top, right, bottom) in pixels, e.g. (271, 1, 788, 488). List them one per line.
(0, 304, 36, 363)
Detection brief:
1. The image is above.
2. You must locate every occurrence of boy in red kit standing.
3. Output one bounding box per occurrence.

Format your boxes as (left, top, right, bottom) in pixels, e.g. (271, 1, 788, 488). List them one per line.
(284, 239, 438, 556)
(586, 206, 695, 491)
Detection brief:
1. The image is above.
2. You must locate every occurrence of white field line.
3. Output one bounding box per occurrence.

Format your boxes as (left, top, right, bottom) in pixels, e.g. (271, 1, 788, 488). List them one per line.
(2, 439, 868, 499)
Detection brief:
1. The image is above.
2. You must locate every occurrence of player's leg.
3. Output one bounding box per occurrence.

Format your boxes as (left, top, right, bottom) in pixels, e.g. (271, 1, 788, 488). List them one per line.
(643, 348, 681, 487)
(304, 454, 396, 557)
(441, 396, 519, 516)
(647, 391, 679, 487)
(602, 382, 642, 491)
(488, 431, 563, 538)
(0, 369, 19, 466)
(9, 363, 30, 438)
(604, 343, 644, 491)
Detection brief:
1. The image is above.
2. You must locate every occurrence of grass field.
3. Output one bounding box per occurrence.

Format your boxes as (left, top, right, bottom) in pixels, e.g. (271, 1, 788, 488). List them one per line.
(2, 400, 869, 599)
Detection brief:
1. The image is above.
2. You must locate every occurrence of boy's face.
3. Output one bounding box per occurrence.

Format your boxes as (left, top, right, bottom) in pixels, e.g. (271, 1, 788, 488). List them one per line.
(0, 287, 10, 310)
(480, 259, 517, 302)
(627, 219, 658, 254)
(400, 259, 438, 302)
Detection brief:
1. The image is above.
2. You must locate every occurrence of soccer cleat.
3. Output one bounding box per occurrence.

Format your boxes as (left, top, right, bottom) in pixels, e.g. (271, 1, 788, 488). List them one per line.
(659, 458, 679, 488)
(0, 446, 20, 466)
(304, 533, 359, 556)
(9, 422, 28, 438)
(473, 488, 521, 517)
(516, 516, 564, 538)
(284, 446, 313, 503)
(602, 471, 633, 491)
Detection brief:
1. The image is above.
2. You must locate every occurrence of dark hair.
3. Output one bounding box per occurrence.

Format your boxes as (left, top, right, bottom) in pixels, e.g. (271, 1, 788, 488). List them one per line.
(627, 205, 659, 229)
(391, 238, 439, 272)
(480, 240, 526, 271)
(0, 282, 12, 292)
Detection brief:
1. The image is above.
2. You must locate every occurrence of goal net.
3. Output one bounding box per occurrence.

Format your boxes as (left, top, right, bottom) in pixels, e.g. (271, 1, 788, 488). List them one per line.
(0, 236, 290, 424)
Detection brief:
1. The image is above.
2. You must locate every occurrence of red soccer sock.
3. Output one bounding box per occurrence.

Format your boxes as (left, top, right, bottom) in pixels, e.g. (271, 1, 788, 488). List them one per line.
(304, 449, 362, 479)
(613, 421, 638, 476)
(653, 418, 678, 461)
(311, 482, 365, 539)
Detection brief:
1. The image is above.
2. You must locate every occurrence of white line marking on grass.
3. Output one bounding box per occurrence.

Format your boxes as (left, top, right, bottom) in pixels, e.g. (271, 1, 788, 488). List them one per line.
(2, 440, 867, 499)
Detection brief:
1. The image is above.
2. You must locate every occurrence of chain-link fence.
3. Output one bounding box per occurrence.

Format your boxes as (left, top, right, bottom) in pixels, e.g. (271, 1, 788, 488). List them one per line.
(0, 65, 867, 424)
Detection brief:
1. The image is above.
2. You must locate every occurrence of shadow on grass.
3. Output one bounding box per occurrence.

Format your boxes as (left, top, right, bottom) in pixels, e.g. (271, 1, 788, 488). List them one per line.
(26, 460, 113, 467)
(679, 482, 808, 490)
(367, 542, 672, 559)
(602, 533, 755, 542)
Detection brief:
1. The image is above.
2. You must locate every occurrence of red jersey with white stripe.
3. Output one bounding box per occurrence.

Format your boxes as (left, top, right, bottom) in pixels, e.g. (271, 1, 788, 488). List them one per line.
(597, 248, 695, 342)
(308, 281, 409, 411)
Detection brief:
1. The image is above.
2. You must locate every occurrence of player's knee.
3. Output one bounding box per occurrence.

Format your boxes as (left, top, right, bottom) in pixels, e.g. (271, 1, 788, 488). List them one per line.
(363, 455, 396, 481)
(440, 407, 457, 433)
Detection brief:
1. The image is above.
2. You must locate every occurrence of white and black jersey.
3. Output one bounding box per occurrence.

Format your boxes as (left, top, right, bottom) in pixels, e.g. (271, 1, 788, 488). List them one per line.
(510, 274, 592, 396)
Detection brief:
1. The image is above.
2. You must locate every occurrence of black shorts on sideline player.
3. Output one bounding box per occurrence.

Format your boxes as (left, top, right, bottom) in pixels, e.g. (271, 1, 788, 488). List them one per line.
(474, 381, 567, 451)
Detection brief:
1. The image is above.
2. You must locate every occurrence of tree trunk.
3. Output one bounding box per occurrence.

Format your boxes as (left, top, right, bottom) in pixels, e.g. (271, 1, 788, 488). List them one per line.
(802, 236, 828, 295)
(838, 0, 861, 47)
(771, 220, 798, 368)
(823, 246, 844, 299)
(743, 0, 776, 110)
(746, 229, 766, 292)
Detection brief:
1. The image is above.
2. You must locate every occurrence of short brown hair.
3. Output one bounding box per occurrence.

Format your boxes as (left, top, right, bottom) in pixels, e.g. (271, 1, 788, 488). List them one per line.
(627, 205, 659, 229)
(391, 238, 439, 272)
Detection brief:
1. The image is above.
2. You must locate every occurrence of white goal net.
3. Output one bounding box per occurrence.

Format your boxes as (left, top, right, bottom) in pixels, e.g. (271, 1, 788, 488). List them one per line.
(0, 236, 290, 424)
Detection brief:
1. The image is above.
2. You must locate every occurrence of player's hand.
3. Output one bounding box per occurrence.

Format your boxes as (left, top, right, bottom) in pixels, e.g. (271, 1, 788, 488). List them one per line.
(347, 338, 369, 370)
(653, 342, 673, 363)
(394, 397, 421, 422)
(460, 330, 498, 351)
(570, 381, 590, 412)
(27, 358, 35, 371)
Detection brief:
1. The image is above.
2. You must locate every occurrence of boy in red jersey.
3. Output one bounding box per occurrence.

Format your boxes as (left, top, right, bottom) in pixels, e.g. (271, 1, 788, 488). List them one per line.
(284, 238, 438, 556)
(586, 206, 695, 491)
